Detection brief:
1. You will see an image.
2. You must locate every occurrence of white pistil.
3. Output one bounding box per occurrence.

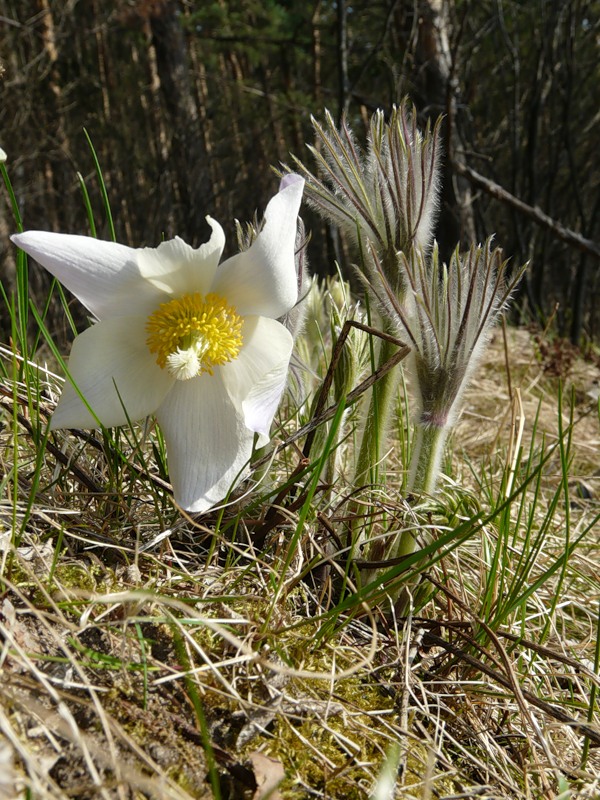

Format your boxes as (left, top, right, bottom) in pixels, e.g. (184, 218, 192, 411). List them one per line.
(166, 348, 201, 381)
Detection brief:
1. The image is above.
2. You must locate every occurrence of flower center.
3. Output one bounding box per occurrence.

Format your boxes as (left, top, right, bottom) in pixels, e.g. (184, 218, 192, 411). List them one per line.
(146, 293, 243, 380)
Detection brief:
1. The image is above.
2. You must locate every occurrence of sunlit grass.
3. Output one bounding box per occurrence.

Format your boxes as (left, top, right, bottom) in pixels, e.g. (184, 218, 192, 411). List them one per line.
(1, 152, 600, 799)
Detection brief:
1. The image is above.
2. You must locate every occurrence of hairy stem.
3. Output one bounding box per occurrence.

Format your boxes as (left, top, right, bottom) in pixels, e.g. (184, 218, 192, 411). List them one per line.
(408, 420, 449, 496)
(353, 334, 402, 489)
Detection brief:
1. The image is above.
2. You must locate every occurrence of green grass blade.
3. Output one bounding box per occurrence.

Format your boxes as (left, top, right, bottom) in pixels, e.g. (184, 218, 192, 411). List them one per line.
(83, 128, 116, 242)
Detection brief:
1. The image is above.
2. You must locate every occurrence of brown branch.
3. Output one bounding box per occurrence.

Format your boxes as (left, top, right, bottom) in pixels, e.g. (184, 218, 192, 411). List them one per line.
(453, 160, 600, 260)
(268, 322, 410, 460)
(423, 628, 600, 749)
(0, 397, 101, 494)
(423, 576, 600, 754)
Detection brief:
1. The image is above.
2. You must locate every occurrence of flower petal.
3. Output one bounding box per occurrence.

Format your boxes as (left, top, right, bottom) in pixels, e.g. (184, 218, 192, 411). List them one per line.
(11, 232, 165, 320)
(136, 220, 225, 296)
(156, 373, 253, 512)
(220, 316, 292, 441)
(211, 175, 304, 318)
(51, 317, 174, 429)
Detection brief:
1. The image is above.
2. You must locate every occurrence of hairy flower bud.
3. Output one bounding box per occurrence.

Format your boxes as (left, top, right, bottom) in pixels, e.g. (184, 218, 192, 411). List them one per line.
(289, 100, 441, 307)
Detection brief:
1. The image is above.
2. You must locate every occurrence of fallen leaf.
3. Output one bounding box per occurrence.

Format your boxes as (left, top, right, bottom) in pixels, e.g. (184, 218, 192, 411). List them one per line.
(247, 751, 285, 800)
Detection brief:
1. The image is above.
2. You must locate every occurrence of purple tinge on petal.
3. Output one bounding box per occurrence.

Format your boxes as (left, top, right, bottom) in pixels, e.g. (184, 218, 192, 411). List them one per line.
(279, 172, 304, 191)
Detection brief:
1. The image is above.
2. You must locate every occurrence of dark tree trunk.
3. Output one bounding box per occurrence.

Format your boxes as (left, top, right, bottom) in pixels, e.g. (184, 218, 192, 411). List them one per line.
(414, 0, 476, 261)
(150, 0, 212, 244)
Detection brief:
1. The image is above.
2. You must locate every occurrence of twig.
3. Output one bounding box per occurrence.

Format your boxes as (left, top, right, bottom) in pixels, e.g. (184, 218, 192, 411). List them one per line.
(423, 577, 600, 759)
(453, 160, 600, 260)
(269, 322, 410, 461)
(422, 628, 600, 748)
(1, 400, 102, 494)
(301, 319, 409, 460)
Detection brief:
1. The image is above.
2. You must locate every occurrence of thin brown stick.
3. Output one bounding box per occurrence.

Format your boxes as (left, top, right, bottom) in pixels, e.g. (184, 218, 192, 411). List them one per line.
(422, 629, 600, 748)
(272, 322, 410, 464)
(301, 319, 409, 460)
(414, 617, 600, 690)
(1, 400, 102, 494)
(252, 322, 409, 545)
(424, 576, 600, 765)
(453, 160, 600, 260)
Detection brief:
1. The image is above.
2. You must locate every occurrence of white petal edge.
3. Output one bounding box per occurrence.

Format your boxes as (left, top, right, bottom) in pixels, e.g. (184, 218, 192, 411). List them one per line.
(242, 364, 290, 446)
(11, 232, 166, 320)
(220, 316, 292, 441)
(51, 316, 174, 429)
(156, 373, 254, 512)
(211, 176, 304, 318)
(136, 220, 226, 297)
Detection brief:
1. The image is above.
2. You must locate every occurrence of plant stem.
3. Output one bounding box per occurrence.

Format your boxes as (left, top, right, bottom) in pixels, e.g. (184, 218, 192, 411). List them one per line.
(378, 421, 449, 614)
(408, 421, 449, 496)
(353, 335, 402, 488)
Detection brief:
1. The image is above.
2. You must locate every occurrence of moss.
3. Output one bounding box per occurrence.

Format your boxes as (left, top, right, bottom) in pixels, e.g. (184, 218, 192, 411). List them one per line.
(52, 561, 102, 593)
(274, 716, 375, 799)
(3, 552, 115, 612)
(229, 657, 398, 798)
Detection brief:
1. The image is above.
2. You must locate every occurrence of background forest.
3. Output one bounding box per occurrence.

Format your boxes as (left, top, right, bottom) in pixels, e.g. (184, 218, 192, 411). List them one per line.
(1, 0, 599, 346)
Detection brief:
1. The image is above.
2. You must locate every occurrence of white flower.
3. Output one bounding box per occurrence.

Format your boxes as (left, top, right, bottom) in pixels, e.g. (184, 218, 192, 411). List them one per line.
(12, 175, 304, 512)
(0, 148, 6, 163)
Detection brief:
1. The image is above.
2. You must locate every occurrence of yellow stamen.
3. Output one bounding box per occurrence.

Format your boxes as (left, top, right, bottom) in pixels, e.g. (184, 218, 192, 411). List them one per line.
(146, 293, 243, 379)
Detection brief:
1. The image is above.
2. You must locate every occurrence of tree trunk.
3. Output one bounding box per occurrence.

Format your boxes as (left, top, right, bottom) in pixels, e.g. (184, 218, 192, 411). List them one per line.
(150, 0, 211, 243)
(415, 0, 476, 260)
(337, 0, 350, 121)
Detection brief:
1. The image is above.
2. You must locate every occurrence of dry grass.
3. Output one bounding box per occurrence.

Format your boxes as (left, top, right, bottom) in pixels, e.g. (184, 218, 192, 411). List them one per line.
(457, 326, 600, 476)
(1, 319, 599, 800)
